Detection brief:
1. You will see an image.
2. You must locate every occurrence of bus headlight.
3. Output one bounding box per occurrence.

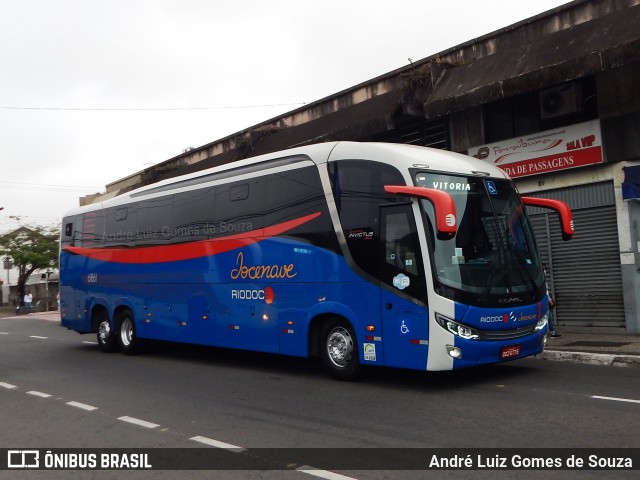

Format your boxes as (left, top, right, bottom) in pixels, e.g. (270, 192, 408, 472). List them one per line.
(535, 312, 548, 331)
(435, 313, 479, 340)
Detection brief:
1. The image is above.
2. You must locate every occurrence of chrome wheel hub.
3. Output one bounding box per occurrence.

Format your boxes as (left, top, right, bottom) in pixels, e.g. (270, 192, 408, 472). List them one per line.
(327, 327, 353, 368)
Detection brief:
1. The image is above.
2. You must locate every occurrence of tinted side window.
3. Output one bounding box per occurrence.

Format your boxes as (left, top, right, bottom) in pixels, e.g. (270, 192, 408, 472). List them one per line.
(328, 160, 405, 277)
(172, 187, 215, 242)
(379, 204, 427, 303)
(214, 178, 265, 238)
(82, 211, 104, 248)
(265, 166, 338, 252)
(102, 205, 137, 247)
(61, 215, 82, 247)
(136, 196, 173, 245)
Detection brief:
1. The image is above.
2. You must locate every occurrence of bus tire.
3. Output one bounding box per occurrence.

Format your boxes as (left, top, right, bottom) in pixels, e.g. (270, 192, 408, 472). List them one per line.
(96, 312, 118, 353)
(320, 319, 361, 381)
(116, 309, 141, 355)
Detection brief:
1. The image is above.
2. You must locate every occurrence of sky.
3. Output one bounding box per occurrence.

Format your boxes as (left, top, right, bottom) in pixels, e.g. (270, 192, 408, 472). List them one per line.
(0, 0, 571, 233)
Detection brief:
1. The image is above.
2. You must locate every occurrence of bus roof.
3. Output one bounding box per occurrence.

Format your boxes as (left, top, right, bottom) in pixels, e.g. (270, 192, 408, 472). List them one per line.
(63, 141, 510, 217)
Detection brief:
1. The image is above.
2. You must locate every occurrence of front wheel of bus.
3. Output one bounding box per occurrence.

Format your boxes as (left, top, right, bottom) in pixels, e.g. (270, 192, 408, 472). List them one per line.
(321, 320, 361, 381)
(117, 310, 141, 355)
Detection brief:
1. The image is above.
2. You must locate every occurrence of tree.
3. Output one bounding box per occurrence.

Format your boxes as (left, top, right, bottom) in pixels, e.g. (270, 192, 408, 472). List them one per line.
(0, 223, 60, 297)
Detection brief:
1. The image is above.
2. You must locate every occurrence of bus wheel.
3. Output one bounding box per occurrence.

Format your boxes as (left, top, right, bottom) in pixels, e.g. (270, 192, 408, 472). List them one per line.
(321, 320, 361, 381)
(96, 313, 118, 353)
(116, 310, 141, 355)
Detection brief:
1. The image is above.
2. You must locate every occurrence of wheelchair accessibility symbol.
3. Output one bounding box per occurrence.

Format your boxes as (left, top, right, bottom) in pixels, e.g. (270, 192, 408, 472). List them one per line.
(400, 320, 410, 334)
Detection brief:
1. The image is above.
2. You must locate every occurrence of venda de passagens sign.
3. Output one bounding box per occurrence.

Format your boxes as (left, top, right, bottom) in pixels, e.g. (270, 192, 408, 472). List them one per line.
(468, 120, 604, 178)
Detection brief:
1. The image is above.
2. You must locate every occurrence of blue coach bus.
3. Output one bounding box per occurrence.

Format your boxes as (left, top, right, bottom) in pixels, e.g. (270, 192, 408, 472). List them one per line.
(60, 142, 574, 380)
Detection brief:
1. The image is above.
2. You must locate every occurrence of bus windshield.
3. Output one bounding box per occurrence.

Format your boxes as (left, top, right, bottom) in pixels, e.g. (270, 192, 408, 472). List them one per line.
(415, 172, 545, 301)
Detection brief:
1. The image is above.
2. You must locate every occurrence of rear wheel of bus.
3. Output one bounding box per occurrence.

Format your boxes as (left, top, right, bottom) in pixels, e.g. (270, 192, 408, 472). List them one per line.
(116, 309, 141, 355)
(321, 319, 361, 381)
(96, 310, 118, 353)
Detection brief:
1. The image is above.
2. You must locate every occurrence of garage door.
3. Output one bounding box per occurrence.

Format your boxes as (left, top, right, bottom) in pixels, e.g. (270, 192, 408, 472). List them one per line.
(527, 182, 624, 328)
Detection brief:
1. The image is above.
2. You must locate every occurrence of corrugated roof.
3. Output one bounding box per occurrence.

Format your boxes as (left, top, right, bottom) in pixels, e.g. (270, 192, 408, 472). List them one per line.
(424, 5, 640, 117)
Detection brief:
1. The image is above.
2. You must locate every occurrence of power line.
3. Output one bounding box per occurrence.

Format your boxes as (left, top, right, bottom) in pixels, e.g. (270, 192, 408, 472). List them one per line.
(0, 181, 102, 193)
(0, 102, 306, 112)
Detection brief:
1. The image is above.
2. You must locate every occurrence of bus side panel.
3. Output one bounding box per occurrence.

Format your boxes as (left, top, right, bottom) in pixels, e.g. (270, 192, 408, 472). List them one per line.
(222, 239, 369, 357)
(186, 286, 228, 347)
(60, 285, 89, 333)
(380, 288, 429, 370)
(225, 282, 279, 353)
(280, 284, 382, 361)
(140, 284, 203, 344)
(60, 250, 92, 333)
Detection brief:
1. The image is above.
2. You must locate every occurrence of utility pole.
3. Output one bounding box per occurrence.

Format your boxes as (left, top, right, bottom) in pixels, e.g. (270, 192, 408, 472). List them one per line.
(3, 258, 11, 307)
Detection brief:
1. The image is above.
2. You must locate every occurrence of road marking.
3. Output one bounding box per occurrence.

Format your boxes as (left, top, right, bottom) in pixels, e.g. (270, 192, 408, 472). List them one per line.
(190, 436, 246, 452)
(591, 395, 640, 405)
(296, 466, 358, 480)
(117, 416, 160, 429)
(29, 336, 48, 339)
(0, 332, 9, 334)
(82, 341, 98, 345)
(0, 382, 17, 389)
(67, 401, 98, 411)
(27, 391, 52, 398)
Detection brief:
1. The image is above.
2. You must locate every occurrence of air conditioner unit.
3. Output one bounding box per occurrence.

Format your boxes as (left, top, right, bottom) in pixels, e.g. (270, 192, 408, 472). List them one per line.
(539, 82, 583, 119)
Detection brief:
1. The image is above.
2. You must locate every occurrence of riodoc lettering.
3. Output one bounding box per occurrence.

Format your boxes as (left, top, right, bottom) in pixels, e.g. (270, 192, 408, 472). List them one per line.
(480, 315, 507, 323)
(230, 252, 297, 280)
(232, 289, 264, 300)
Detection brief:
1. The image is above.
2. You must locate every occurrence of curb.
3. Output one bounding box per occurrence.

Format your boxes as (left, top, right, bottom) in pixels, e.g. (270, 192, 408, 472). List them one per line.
(540, 350, 640, 368)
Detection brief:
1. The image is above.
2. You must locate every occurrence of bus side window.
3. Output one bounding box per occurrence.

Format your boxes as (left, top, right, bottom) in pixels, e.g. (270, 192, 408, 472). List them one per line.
(173, 188, 215, 241)
(215, 178, 265, 236)
(329, 159, 405, 278)
(62, 215, 84, 247)
(62, 220, 76, 247)
(383, 212, 419, 276)
(379, 204, 427, 302)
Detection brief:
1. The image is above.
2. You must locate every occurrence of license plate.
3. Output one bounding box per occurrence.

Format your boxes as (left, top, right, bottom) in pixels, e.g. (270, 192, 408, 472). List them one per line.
(500, 345, 521, 359)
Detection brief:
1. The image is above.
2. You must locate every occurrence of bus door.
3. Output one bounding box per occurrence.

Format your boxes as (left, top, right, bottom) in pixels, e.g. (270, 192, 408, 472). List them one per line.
(379, 204, 429, 369)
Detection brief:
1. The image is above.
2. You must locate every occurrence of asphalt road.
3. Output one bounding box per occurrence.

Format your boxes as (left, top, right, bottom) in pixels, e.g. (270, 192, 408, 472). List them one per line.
(1, 316, 639, 479)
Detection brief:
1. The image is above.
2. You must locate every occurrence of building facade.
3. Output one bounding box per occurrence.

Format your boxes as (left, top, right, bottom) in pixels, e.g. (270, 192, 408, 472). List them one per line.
(88, 0, 640, 333)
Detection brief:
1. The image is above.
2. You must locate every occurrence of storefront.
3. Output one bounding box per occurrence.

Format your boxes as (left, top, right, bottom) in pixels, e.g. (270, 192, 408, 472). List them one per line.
(468, 119, 629, 330)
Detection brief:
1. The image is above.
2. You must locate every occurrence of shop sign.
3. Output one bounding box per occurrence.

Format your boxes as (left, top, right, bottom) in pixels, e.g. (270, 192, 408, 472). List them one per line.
(468, 120, 604, 178)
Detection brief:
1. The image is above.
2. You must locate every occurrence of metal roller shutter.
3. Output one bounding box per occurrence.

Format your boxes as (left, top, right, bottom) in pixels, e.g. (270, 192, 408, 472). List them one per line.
(550, 206, 624, 327)
(526, 182, 624, 328)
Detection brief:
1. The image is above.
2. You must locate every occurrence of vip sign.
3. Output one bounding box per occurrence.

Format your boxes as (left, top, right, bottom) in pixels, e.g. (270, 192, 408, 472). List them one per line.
(468, 120, 604, 178)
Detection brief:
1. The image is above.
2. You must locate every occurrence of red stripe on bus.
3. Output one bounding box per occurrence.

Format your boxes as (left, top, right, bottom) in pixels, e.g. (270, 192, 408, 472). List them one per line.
(63, 212, 321, 264)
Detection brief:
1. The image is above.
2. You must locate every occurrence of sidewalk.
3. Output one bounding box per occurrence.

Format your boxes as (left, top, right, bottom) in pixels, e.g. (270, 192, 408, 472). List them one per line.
(539, 328, 640, 368)
(2, 307, 640, 368)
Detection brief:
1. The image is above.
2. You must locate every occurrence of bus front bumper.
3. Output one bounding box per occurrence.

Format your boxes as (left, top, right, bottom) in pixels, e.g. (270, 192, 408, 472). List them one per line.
(448, 331, 547, 369)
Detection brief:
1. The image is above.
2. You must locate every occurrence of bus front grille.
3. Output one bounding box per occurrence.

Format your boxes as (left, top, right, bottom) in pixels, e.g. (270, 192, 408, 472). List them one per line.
(479, 324, 537, 340)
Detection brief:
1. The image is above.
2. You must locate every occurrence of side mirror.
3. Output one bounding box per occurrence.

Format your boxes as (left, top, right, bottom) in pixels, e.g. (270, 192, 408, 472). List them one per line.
(384, 185, 457, 239)
(522, 197, 574, 241)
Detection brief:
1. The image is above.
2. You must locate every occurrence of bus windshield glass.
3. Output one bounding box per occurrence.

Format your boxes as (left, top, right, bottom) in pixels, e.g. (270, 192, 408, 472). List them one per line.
(415, 172, 544, 300)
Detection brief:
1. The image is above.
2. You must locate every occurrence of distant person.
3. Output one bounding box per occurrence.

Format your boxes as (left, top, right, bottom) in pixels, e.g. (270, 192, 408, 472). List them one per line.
(543, 264, 560, 338)
(24, 290, 33, 314)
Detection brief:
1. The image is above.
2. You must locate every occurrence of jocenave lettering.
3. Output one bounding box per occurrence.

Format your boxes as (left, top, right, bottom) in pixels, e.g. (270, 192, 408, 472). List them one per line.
(230, 252, 297, 280)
